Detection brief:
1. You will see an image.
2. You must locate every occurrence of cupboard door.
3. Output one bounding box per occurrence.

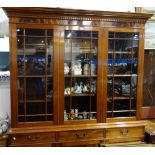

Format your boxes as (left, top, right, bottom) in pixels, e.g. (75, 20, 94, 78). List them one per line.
(64, 30, 98, 122)
(17, 28, 54, 122)
(107, 32, 139, 118)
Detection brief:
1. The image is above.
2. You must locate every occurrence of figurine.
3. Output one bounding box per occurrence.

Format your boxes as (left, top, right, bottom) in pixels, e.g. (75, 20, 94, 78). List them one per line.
(64, 87, 71, 95)
(64, 110, 68, 120)
(0, 113, 9, 135)
(74, 109, 78, 119)
(82, 84, 89, 93)
(70, 109, 75, 120)
(64, 63, 70, 75)
(91, 63, 96, 75)
(83, 110, 87, 119)
(74, 82, 82, 94)
(83, 64, 90, 75)
(90, 80, 96, 93)
(72, 62, 82, 75)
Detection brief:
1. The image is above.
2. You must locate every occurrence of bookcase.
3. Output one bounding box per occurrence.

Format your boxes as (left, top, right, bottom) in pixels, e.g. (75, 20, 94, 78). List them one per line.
(3, 7, 152, 146)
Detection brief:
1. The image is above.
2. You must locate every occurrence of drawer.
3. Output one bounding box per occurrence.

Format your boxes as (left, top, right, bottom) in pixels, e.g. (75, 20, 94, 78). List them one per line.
(58, 129, 104, 142)
(9, 132, 55, 146)
(106, 127, 144, 143)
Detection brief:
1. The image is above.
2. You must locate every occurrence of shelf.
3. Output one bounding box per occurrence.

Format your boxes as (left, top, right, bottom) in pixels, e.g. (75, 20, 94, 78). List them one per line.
(107, 97, 134, 100)
(17, 35, 53, 38)
(108, 74, 137, 77)
(108, 51, 135, 54)
(18, 75, 53, 78)
(108, 38, 139, 40)
(18, 114, 53, 117)
(65, 37, 98, 39)
(19, 100, 45, 103)
(64, 75, 97, 78)
(107, 110, 136, 113)
(65, 93, 95, 97)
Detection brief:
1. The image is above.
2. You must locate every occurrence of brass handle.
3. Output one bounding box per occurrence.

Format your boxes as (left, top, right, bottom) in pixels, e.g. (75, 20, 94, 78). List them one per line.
(12, 137, 16, 141)
(75, 132, 87, 138)
(120, 129, 128, 136)
(27, 135, 39, 141)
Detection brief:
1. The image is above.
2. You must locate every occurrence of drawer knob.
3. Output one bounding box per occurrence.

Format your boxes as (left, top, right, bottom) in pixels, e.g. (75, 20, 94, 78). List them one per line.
(27, 135, 39, 141)
(120, 129, 128, 136)
(75, 132, 87, 138)
(12, 137, 16, 141)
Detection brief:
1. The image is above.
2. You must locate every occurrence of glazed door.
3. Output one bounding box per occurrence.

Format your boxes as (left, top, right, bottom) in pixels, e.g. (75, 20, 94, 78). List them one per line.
(16, 27, 54, 125)
(106, 29, 143, 121)
(63, 30, 100, 124)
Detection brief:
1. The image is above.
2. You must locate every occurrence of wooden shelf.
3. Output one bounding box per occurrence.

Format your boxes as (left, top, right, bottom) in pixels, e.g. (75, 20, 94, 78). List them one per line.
(19, 100, 45, 103)
(64, 75, 97, 77)
(18, 75, 53, 78)
(65, 93, 95, 97)
(108, 74, 137, 77)
(107, 96, 134, 100)
(108, 38, 139, 40)
(18, 114, 53, 117)
(107, 110, 136, 113)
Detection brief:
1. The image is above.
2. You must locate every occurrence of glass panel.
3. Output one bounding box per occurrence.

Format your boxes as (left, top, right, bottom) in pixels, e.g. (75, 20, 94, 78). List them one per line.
(107, 99, 112, 112)
(91, 96, 97, 119)
(107, 32, 139, 118)
(17, 28, 24, 36)
(47, 30, 53, 37)
(18, 103, 24, 115)
(25, 47, 46, 75)
(26, 116, 46, 122)
(64, 39, 71, 75)
(92, 32, 98, 38)
(18, 78, 24, 101)
(72, 31, 91, 38)
(17, 28, 53, 123)
(25, 29, 45, 36)
(26, 77, 45, 100)
(17, 36, 24, 75)
(47, 78, 53, 101)
(47, 37, 53, 75)
(107, 77, 113, 97)
(25, 37, 46, 46)
(109, 32, 114, 38)
(115, 32, 133, 39)
(113, 112, 130, 117)
(114, 100, 130, 111)
(131, 76, 137, 97)
(26, 102, 45, 114)
(131, 99, 136, 110)
(114, 77, 131, 97)
(72, 39, 91, 75)
(72, 77, 89, 94)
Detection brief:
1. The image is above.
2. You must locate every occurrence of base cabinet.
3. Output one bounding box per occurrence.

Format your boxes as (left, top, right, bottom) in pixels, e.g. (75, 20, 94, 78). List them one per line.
(7, 121, 145, 147)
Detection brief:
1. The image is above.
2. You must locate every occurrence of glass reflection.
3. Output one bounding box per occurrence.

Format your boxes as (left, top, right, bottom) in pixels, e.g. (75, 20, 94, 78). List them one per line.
(26, 77, 45, 100)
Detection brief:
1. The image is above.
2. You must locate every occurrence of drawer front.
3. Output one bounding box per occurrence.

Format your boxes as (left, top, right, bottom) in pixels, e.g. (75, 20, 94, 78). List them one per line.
(58, 129, 104, 142)
(0, 139, 7, 147)
(106, 127, 144, 143)
(9, 132, 55, 146)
